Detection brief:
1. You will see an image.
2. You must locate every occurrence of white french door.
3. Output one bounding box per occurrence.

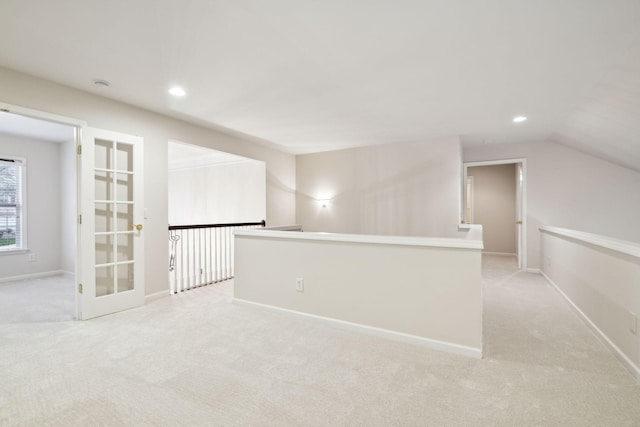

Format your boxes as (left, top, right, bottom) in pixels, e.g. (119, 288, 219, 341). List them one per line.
(78, 127, 145, 320)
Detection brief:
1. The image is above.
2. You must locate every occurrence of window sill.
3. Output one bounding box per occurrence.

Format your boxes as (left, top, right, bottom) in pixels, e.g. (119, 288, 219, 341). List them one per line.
(0, 249, 29, 256)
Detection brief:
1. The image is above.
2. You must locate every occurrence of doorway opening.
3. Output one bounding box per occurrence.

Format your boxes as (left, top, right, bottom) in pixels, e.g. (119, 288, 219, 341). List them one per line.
(167, 141, 266, 226)
(464, 159, 527, 270)
(167, 141, 266, 292)
(0, 109, 78, 322)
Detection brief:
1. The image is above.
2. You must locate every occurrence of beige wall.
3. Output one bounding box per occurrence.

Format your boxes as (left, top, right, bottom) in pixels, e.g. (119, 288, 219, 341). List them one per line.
(0, 66, 296, 295)
(464, 141, 640, 268)
(468, 164, 516, 254)
(168, 160, 266, 225)
(541, 228, 640, 378)
(234, 230, 483, 356)
(0, 133, 61, 278)
(296, 137, 462, 238)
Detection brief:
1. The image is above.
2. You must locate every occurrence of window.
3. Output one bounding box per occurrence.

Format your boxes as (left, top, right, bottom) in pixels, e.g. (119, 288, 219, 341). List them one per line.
(0, 156, 26, 251)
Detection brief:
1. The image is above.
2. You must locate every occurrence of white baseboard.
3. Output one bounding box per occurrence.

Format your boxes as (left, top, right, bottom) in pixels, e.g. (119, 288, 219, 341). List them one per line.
(0, 270, 66, 284)
(233, 298, 482, 359)
(145, 290, 170, 303)
(541, 270, 640, 382)
(526, 268, 541, 274)
(482, 252, 516, 257)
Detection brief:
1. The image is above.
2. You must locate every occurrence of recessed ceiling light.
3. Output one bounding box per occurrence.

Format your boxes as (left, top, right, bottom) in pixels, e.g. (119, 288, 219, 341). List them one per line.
(513, 116, 527, 123)
(169, 86, 186, 97)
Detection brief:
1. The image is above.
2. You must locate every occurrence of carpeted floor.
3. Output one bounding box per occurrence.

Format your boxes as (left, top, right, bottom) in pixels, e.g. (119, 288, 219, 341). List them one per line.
(0, 256, 639, 426)
(0, 274, 75, 323)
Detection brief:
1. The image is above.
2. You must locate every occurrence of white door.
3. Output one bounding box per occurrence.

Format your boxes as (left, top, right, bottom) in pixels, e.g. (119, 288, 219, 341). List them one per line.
(78, 127, 144, 320)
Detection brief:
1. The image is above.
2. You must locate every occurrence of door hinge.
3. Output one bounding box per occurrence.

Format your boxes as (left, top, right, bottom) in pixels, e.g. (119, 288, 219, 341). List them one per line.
(77, 145, 82, 155)
(78, 214, 82, 224)
(78, 283, 83, 294)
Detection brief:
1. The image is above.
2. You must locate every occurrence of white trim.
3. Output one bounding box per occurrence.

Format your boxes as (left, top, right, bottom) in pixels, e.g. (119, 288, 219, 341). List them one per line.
(0, 154, 27, 252)
(233, 298, 483, 359)
(263, 224, 303, 231)
(540, 226, 640, 259)
(145, 290, 170, 303)
(0, 249, 29, 256)
(466, 175, 474, 224)
(464, 158, 527, 270)
(235, 229, 483, 250)
(465, 158, 527, 167)
(0, 102, 87, 128)
(526, 268, 541, 274)
(458, 140, 464, 225)
(482, 252, 516, 257)
(541, 270, 640, 382)
(0, 269, 66, 284)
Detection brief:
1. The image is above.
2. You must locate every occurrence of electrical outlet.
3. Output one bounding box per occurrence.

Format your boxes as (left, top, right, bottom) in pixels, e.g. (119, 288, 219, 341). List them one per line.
(296, 278, 304, 292)
(27, 253, 36, 262)
(630, 312, 637, 334)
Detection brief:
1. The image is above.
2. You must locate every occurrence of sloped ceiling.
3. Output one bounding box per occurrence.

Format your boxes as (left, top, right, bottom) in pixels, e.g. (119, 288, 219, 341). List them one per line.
(0, 1, 639, 170)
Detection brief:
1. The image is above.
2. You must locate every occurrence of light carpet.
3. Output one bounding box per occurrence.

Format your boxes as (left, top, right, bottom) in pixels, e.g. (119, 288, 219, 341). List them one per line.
(1, 256, 639, 426)
(0, 274, 75, 323)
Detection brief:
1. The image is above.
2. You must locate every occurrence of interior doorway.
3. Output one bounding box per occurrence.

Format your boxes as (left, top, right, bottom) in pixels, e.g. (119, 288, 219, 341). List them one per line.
(167, 141, 266, 226)
(1, 102, 147, 321)
(464, 159, 527, 270)
(0, 108, 78, 322)
(167, 141, 267, 293)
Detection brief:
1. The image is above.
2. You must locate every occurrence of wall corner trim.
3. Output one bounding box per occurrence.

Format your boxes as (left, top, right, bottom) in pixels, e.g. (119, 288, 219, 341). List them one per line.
(540, 270, 640, 382)
(0, 270, 66, 284)
(232, 298, 483, 359)
(145, 290, 170, 303)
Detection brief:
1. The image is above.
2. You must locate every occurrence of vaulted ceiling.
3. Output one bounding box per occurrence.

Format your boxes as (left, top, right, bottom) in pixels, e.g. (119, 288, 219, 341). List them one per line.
(0, 1, 639, 171)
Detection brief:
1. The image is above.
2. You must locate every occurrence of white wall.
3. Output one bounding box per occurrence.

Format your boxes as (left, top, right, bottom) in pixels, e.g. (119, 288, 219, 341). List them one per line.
(468, 164, 516, 254)
(59, 139, 76, 274)
(296, 137, 462, 237)
(0, 133, 60, 278)
(234, 230, 483, 357)
(540, 228, 640, 378)
(0, 66, 296, 296)
(168, 160, 266, 225)
(464, 141, 640, 268)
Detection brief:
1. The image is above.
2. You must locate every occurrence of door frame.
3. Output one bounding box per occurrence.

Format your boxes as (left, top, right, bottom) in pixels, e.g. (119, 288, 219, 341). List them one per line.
(463, 158, 527, 270)
(1, 102, 88, 318)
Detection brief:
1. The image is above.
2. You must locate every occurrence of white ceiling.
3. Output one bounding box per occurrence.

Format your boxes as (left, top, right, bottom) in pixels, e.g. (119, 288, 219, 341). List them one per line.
(168, 141, 255, 171)
(0, 1, 639, 170)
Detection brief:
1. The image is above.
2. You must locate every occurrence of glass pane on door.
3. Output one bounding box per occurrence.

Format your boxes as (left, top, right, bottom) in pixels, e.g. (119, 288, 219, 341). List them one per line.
(116, 143, 133, 172)
(96, 265, 115, 297)
(93, 139, 137, 297)
(117, 234, 133, 262)
(94, 139, 113, 170)
(116, 203, 133, 232)
(95, 234, 114, 265)
(95, 203, 113, 233)
(116, 173, 133, 202)
(118, 263, 134, 292)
